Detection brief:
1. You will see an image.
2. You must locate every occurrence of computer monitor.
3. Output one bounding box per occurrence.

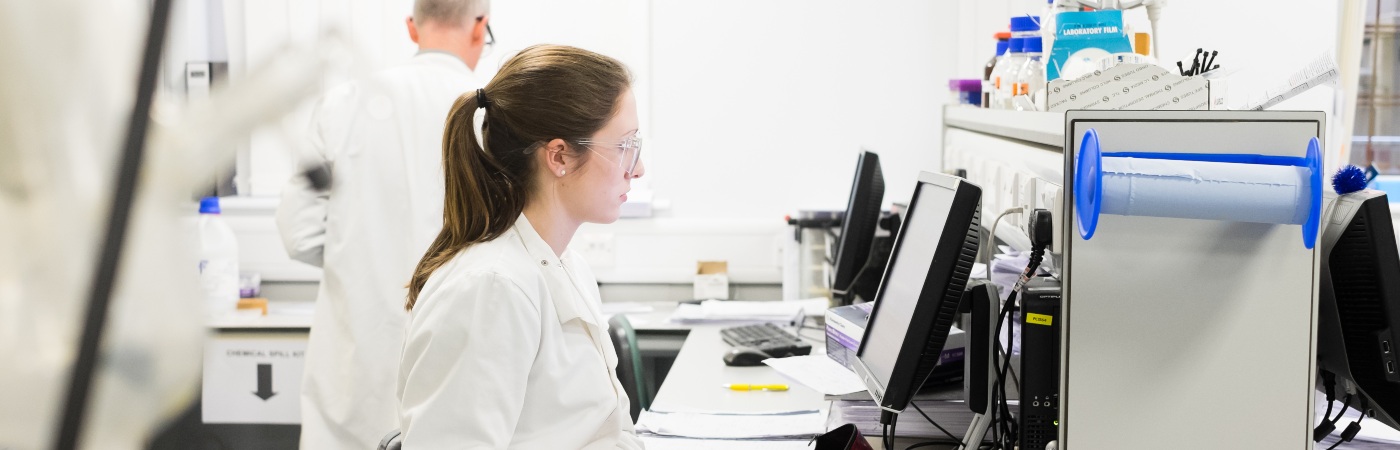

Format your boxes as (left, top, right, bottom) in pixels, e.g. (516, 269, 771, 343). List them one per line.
(832, 150, 886, 305)
(850, 171, 981, 421)
(1318, 189, 1400, 432)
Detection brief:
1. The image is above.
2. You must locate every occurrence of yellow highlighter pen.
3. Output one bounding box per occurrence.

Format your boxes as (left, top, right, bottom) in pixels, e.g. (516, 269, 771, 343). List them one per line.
(722, 384, 789, 391)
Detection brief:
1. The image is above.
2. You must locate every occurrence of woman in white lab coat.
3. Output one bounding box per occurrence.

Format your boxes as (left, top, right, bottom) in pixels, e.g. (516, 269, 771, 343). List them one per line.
(397, 44, 646, 448)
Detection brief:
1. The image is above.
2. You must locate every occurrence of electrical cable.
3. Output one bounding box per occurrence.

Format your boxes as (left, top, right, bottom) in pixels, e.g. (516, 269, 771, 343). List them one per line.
(903, 440, 962, 450)
(1315, 372, 1338, 442)
(1324, 412, 1365, 450)
(54, 1, 175, 449)
(889, 416, 899, 450)
(983, 207, 1025, 270)
(910, 401, 962, 443)
(1334, 395, 1353, 425)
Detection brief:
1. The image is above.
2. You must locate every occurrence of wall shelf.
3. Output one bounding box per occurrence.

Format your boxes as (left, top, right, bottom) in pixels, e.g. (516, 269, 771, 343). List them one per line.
(942, 106, 1065, 149)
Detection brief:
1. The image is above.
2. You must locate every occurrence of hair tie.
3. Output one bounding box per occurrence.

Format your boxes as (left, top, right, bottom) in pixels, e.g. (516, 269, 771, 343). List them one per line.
(476, 88, 490, 109)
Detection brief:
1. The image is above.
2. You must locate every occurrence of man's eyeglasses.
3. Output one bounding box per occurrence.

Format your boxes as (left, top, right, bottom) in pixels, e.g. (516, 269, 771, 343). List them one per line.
(575, 135, 643, 175)
(476, 16, 495, 48)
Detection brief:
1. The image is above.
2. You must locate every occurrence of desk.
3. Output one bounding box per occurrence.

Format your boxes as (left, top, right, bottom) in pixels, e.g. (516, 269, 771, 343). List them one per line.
(650, 326, 826, 414)
(649, 325, 963, 450)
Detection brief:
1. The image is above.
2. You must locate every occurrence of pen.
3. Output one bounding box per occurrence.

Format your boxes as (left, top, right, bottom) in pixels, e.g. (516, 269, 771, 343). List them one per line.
(723, 384, 789, 391)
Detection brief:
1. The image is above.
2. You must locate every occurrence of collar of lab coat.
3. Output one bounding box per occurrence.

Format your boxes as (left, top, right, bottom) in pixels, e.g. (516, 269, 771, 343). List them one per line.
(413, 50, 474, 77)
(511, 214, 602, 329)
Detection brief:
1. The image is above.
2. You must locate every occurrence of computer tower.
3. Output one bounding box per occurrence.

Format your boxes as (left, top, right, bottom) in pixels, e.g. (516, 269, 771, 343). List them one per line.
(1019, 277, 1061, 450)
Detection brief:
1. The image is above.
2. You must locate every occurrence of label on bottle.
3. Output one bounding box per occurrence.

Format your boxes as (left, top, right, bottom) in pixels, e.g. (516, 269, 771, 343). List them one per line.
(200, 257, 240, 315)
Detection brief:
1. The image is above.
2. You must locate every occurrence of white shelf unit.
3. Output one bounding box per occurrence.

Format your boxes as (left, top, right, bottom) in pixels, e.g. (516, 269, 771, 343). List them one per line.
(940, 106, 1066, 253)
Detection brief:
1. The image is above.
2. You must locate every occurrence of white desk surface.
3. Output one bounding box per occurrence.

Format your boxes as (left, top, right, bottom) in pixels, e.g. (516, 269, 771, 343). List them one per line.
(648, 325, 966, 449)
(649, 325, 827, 414)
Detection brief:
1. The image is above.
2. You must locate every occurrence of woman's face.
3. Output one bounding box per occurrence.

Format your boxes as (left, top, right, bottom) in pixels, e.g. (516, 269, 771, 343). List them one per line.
(562, 88, 644, 224)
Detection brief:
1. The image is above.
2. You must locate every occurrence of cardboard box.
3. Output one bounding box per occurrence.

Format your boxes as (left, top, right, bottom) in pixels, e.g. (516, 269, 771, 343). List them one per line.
(1047, 63, 1210, 112)
(694, 261, 729, 300)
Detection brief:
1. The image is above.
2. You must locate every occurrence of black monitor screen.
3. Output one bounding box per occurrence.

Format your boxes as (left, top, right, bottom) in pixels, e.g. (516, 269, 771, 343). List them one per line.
(861, 181, 956, 386)
(1319, 189, 1400, 432)
(853, 171, 980, 416)
(832, 151, 885, 301)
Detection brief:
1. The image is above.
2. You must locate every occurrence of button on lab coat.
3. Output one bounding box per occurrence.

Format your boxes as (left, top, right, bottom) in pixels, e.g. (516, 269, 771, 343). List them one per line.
(275, 52, 479, 449)
(398, 214, 643, 449)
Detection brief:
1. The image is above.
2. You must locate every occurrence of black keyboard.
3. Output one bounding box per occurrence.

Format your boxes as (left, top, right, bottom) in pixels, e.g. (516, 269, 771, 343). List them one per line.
(720, 323, 812, 358)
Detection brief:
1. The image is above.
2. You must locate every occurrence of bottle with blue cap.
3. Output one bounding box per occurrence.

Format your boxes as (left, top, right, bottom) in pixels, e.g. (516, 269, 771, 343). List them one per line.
(994, 16, 1040, 109)
(197, 196, 240, 317)
(1014, 36, 1047, 111)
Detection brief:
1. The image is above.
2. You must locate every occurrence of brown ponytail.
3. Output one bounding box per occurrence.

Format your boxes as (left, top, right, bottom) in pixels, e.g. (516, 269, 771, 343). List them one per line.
(406, 44, 632, 310)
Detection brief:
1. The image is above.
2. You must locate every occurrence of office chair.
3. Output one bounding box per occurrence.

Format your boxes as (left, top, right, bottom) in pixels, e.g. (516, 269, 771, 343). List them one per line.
(377, 430, 401, 450)
(607, 314, 651, 421)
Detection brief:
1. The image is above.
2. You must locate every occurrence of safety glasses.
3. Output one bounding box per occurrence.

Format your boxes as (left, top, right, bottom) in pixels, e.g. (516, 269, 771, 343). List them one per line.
(575, 134, 643, 175)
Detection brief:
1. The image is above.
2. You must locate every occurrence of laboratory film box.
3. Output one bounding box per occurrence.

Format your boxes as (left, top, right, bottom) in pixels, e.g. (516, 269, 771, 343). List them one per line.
(1047, 63, 1212, 112)
(825, 303, 966, 386)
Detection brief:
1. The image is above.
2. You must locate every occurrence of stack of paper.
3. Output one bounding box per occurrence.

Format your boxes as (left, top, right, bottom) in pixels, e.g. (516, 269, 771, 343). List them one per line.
(670, 298, 829, 324)
(827, 399, 977, 441)
(825, 383, 986, 441)
(640, 436, 811, 450)
(763, 355, 867, 396)
(635, 411, 825, 440)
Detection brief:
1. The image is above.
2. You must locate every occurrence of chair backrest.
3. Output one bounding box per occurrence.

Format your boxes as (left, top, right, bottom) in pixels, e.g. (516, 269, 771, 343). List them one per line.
(607, 314, 649, 421)
(377, 429, 401, 450)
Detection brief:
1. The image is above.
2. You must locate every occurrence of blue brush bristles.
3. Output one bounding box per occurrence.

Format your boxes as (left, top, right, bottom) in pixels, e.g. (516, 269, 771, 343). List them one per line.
(1333, 165, 1368, 195)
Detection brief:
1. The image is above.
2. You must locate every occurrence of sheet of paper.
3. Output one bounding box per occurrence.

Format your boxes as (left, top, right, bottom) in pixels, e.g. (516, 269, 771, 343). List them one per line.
(647, 404, 821, 416)
(763, 355, 867, 396)
(700, 298, 829, 318)
(635, 411, 825, 439)
(670, 298, 830, 324)
(600, 302, 655, 315)
(640, 436, 812, 450)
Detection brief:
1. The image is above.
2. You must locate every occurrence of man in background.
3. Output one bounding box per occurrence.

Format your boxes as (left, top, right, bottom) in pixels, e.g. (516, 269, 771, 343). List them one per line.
(276, 0, 491, 447)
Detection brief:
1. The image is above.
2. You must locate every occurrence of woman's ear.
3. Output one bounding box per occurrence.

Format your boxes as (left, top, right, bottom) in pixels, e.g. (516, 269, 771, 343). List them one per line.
(543, 138, 571, 177)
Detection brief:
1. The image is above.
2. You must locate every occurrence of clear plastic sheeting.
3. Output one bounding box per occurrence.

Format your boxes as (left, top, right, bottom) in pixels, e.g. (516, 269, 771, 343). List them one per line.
(1100, 157, 1313, 224)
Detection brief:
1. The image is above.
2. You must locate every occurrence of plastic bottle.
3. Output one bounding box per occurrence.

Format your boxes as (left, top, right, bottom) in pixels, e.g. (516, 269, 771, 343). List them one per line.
(198, 196, 240, 317)
(983, 33, 1010, 108)
(989, 39, 1016, 109)
(1015, 37, 1047, 111)
(996, 16, 1040, 109)
(995, 38, 1027, 109)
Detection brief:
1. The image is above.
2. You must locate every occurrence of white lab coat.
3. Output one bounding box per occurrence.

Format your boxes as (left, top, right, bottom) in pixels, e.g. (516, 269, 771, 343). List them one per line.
(398, 214, 643, 449)
(276, 52, 478, 450)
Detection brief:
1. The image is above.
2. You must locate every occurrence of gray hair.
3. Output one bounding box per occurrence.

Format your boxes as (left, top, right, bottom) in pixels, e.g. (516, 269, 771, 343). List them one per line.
(413, 0, 489, 26)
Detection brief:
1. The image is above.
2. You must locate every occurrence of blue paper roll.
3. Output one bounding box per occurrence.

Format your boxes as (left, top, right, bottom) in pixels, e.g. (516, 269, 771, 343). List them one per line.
(1075, 129, 1323, 248)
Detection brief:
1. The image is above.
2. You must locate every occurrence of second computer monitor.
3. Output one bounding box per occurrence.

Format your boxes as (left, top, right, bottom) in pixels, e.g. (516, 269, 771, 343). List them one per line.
(832, 150, 885, 304)
(851, 171, 981, 417)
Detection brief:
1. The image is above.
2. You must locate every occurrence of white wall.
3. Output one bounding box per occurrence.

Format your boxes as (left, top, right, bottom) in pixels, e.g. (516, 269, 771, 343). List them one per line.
(227, 0, 1351, 214)
(225, 0, 959, 220)
(213, 0, 1353, 285)
(647, 1, 959, 219)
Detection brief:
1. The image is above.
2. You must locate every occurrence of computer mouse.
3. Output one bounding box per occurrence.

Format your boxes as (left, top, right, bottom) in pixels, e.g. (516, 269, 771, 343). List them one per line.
(723, 347, 773, 367)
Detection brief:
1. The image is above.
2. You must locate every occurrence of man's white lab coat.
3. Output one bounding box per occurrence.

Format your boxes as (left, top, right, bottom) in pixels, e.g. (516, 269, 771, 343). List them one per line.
(276, 52, 478, 450)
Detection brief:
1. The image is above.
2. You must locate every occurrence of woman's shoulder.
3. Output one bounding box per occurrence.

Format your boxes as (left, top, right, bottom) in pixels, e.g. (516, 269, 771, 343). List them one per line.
(414, 231, 547, 312)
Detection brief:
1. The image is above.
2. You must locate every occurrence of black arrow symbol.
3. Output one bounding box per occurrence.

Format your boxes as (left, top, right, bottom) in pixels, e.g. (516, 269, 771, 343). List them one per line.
(253, 363, 277, 401)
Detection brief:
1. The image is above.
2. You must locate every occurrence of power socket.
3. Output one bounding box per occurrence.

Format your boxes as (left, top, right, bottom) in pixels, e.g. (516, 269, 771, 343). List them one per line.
(575, 233, 616, 268)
